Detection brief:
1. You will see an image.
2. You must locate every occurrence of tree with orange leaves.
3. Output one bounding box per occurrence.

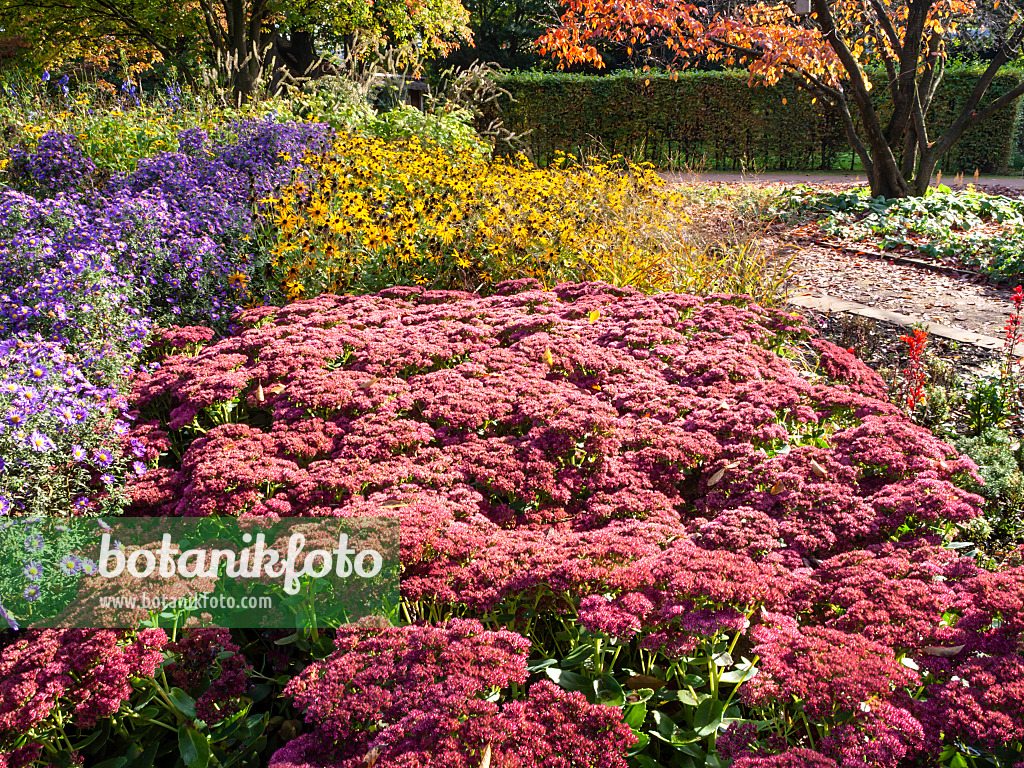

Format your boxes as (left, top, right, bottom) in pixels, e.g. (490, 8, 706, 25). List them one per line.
(539, 0, 1024, 197)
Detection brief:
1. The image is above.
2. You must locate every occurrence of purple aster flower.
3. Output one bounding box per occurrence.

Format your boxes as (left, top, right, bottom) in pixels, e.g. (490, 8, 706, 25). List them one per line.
(100, 473, 115, 485)
(79, 558, 98, 576)
(132, 461, 146, 476)
(29, 364, 47, 379)
(24, 533, 44, 552)
(22, 585, 40, 602)
(22, 561, 43, 581)
(0, 604, 18, 631)
(93, 447, 113, 467)
(71, 444, 87, 461)
(58, 555, 81, 575)
(27, 430, 55, 452)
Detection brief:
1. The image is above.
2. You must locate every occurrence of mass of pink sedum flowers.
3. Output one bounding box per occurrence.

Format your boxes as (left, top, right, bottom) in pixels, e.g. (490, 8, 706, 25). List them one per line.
(3, 281, 1024, 766)
(273, 619, 635, 768)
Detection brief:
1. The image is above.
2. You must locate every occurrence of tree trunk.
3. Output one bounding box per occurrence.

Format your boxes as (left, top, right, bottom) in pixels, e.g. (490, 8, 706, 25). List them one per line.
(266, 29, 338, 94)
(860, 113, 912, 198)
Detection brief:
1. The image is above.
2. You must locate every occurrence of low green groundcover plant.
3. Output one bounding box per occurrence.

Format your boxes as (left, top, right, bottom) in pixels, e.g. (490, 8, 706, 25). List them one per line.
(781, 185, 1024, 281)
(0, 284, 1016, 767)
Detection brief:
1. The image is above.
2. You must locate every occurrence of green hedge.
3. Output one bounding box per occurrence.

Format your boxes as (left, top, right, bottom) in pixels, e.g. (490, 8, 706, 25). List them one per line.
(493, 67, 1024, 174)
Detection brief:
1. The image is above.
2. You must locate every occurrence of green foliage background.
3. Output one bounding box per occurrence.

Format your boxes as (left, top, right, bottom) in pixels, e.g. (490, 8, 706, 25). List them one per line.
(492, 67, 1024, 173)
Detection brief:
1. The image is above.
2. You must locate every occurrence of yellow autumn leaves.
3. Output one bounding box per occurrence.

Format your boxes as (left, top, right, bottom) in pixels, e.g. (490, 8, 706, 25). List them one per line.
(261, 133, 701, 299)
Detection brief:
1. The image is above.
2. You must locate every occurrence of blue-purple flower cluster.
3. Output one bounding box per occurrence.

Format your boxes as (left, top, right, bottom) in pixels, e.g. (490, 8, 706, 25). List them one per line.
(1, 116, 335, 627)
(0, 335, 135, 517)
(0, 116, 336, 525)
(6, 118, 333, 330)
(104, 118, 333, 326)
(8, 131, 97, 197)
(0, 512, 105, 629)
(0, 191, 150, 370)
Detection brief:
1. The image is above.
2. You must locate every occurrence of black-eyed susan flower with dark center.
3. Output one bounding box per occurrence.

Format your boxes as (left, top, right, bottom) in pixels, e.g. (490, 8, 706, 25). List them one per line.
(307, 198, 329, 226)
(363, 228, 385, 251)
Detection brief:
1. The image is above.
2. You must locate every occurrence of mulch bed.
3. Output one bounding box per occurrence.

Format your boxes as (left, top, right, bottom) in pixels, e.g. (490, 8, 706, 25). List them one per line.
(805, 307, 1003, 382)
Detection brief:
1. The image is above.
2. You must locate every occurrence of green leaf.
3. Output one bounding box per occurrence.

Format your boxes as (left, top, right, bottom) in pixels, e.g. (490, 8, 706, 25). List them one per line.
(125, 740, 158, 768)
(623, 701, 647, 729)
(559, 643, 595, 669)
(656, 688, 704, 706)
(178, 726, 211, 768)
(527, 657, 558, 673)
(545, 668, 598, 703)
(599, 674, 625, 707)
(627, 732, 650, 756)
(250, 684, 274, 703)
(92, 759, 128, 768)
(167, 688, 197, 719)
(650, 710, 675, 739)
(718, 666, 758, 684)
(692, 698, 726, 737)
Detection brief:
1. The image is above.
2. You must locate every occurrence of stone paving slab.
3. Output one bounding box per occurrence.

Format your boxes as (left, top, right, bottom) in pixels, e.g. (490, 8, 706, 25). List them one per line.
(787, 292, 1024, 357)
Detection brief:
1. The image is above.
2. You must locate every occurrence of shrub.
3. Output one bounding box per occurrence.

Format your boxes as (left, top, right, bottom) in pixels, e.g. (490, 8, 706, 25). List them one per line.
(362, 104, 488, 155)
(119, 283, 1024, 766)
(493, 67, 1023, 173)
(955, 428, 1024, 548)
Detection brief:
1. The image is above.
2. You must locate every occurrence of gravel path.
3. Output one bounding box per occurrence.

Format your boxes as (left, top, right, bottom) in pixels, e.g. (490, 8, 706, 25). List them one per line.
(780, 238, 1019, 339)
(661, 170, 1024, 193)
(666, 176, 1023, 356)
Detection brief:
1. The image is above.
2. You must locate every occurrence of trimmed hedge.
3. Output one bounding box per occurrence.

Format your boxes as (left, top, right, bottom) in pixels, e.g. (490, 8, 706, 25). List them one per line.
(493, 67, 1024, 174)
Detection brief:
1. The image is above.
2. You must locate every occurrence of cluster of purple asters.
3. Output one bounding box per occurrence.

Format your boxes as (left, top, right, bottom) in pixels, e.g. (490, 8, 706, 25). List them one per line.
(0, 117, 336, 632)
(6, 118, 333, 328)
(8, 132, 96, 197)
(0, 334, 132, 516)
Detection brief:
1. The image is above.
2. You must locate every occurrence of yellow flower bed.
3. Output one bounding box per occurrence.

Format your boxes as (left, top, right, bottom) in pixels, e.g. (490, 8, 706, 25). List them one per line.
(261, 133, 699, 300)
